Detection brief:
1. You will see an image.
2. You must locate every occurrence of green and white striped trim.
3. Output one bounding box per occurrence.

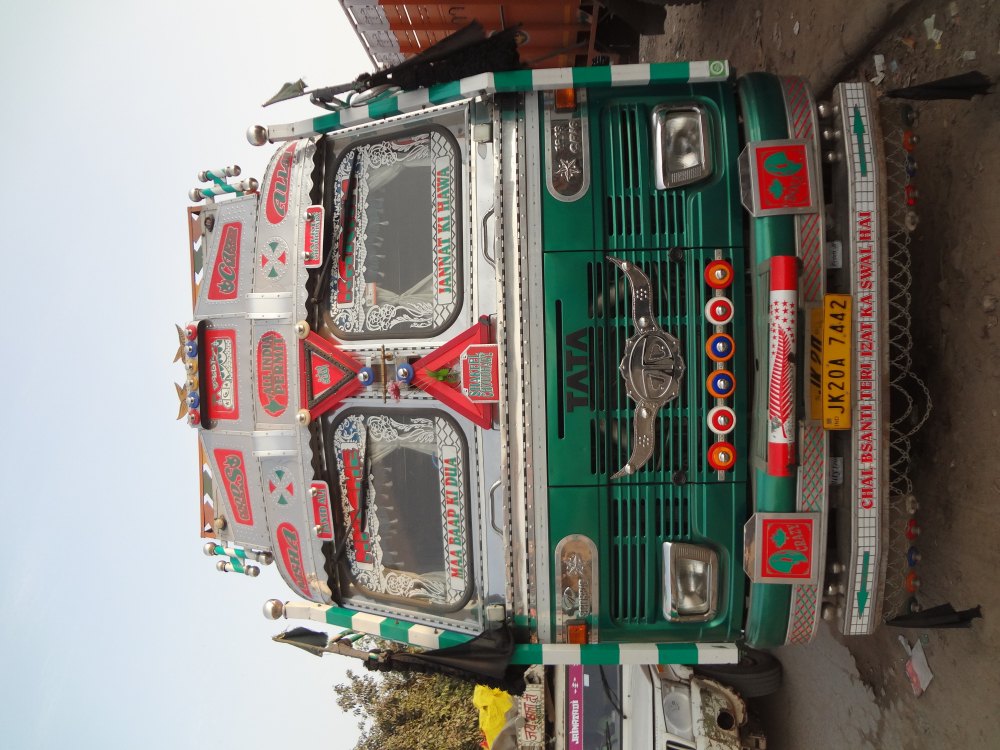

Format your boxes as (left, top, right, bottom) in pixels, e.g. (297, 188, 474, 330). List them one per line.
(280, 602, 739, 664)
(509, 642, 739, 665)
(283, 601, 473, 649)
(266, 61, 730, 142)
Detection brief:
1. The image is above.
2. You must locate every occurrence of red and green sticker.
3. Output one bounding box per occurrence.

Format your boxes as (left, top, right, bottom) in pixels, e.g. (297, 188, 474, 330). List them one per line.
(257, 331, 288, 417)
(760, 517, 815, 579)
(267, 465, 294, 506)
(207, 222, 241, 300)
(213, 448, 253, 525)
(260, 237, 288, 281)
(277, 522, 311, 597)
(311, 481, 332, 540)
(205, 329, 239, 420)
(265, 143, 296, 225)
(755, 144, 812, 211)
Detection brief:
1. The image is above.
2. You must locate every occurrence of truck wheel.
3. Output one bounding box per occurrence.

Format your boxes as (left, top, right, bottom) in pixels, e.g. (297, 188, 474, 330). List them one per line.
(693, 649, 783, 698)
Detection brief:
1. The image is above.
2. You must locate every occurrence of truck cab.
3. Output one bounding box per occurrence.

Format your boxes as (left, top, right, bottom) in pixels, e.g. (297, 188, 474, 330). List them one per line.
(182, 60, 888, 679)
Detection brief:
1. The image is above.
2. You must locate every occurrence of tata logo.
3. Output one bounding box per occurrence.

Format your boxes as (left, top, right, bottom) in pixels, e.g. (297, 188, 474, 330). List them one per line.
(207, 222, 241, 300)
(277, 522, 312, 597)
(213, 448, 253, 524)
(564, 328, 589, 412)
(265, 143, 297, 225)
(256, 331, 288, 417)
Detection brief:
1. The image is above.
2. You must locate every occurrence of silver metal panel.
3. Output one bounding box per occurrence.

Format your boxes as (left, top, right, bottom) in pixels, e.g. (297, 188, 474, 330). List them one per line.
(246, 292, 293, 320)
(493, 96, 517, 626)
(250, 322, 300, 429)
(251, 429, 297, 457)
(201, 317, 255, 433)
(200, 431, 271, 549)
(543, 90, 590, 203)
(830, 82, 890, 636)
(254, 138, 316, 326)
(469, 100, 508, 615)
(496, 94, 541, 639)
(524, 91, 552, 643)
(194, 193, 258, 319)
(260, 454, 331, 604)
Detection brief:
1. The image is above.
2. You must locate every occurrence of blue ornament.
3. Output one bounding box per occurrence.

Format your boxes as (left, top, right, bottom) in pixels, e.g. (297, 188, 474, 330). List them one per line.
(711, 373, 734, 396)
(395, 363, 415, 384)
(711, 337, 732, 357)
(185, 341, 198, 359)
(357, 366, 374, 385)
(186, 392, 200, 409)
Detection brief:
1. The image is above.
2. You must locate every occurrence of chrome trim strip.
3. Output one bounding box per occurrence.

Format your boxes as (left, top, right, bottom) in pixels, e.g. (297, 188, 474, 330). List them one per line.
(525, 91, 552, 643)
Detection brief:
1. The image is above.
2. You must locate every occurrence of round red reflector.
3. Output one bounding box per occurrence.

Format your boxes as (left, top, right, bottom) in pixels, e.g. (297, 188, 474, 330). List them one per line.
(705, 297, 735, 325)
(708, 406, 736, 434)
(704, 260, 734, 289)
(708, 441, 737, 471)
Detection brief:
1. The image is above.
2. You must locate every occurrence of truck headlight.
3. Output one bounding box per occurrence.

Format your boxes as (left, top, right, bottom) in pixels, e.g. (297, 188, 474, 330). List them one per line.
(663, 542, 719, 621)
(652, 104, 711, 190)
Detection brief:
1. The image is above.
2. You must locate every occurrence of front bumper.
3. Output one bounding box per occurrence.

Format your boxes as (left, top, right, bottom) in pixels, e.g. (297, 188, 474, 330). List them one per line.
(739, 75, 888, 647)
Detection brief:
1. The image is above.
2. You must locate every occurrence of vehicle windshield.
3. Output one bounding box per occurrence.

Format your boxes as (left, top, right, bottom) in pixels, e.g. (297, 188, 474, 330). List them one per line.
(326, 408, 473, 613)
(325, 126, 462, 339)
(566, 665, 623, 750)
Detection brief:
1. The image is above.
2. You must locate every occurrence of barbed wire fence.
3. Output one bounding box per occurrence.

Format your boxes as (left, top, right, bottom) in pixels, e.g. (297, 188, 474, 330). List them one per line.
(880, 102, 933, 619)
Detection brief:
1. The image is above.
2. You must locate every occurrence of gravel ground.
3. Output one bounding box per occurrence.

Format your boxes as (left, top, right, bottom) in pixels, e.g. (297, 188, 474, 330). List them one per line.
(643, 2, 1000, 747)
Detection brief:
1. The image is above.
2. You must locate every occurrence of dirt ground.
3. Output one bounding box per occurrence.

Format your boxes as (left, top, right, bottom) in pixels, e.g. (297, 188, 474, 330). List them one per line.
(643, 2, 1000, 748)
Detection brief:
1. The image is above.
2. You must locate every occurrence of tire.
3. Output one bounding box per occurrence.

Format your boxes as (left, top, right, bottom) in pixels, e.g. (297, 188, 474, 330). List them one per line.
(693, 649, 783, 698)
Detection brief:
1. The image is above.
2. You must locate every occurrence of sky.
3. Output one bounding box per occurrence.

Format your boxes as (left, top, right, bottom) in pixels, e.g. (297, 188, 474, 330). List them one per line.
(0, 1, 371, 747)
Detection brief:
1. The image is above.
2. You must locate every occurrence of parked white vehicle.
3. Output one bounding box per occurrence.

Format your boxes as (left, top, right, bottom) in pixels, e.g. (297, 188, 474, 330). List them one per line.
(553, 663, 769, 750)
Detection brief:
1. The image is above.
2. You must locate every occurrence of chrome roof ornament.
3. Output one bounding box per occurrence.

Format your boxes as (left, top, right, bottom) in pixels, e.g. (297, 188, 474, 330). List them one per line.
(607, 257, 686, 479)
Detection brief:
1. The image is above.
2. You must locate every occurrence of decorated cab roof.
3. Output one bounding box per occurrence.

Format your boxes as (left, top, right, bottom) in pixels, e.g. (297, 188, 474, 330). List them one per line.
(180, 141, 345, 604)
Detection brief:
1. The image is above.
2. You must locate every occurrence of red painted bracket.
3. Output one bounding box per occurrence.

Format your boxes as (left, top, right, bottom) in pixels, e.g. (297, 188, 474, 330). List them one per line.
(298, 333, 364, 419)
(411, 317, 493, 429)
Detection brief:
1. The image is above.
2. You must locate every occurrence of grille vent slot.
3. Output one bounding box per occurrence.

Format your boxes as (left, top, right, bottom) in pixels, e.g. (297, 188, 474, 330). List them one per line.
(603, 103, 686, 248)
(610, 488, 691, 624)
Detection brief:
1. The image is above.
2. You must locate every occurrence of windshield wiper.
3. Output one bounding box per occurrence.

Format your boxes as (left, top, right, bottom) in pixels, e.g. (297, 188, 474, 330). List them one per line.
(311, 148, 360, 330)
(336, 149, 361, 279)
(332, 428, 370, 568)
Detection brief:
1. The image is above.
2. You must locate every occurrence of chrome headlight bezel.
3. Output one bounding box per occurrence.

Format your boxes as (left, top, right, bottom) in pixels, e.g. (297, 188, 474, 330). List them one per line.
(652, 103, 712, 191)
(663, 541, 719, 622)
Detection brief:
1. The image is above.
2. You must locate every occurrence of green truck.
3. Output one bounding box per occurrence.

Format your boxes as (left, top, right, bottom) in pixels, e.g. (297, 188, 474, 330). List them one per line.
(182, 59, 888, 749)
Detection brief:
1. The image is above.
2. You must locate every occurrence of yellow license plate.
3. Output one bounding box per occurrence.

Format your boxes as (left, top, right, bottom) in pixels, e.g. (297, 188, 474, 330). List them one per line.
(822, 294, 852, 429)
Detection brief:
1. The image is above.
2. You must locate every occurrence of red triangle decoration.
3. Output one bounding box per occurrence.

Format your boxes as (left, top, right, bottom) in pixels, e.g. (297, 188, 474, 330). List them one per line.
(298, 333, 364, 418)
(411, 317, 493, 429)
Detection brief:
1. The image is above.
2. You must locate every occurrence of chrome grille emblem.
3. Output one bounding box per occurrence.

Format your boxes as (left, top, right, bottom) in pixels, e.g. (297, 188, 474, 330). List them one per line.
(608, 257, 686, 479)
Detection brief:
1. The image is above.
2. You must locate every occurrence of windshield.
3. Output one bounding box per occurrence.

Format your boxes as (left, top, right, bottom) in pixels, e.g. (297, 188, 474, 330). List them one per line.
(326, 407, 473, 613)
(566, 665, 623, 750)
(325, 126, 462, 339)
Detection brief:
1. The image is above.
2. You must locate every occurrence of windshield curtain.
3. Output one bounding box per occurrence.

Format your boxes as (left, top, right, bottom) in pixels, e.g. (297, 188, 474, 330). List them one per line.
(325, 126, 462, 339)
(327, 407, 474, 614)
